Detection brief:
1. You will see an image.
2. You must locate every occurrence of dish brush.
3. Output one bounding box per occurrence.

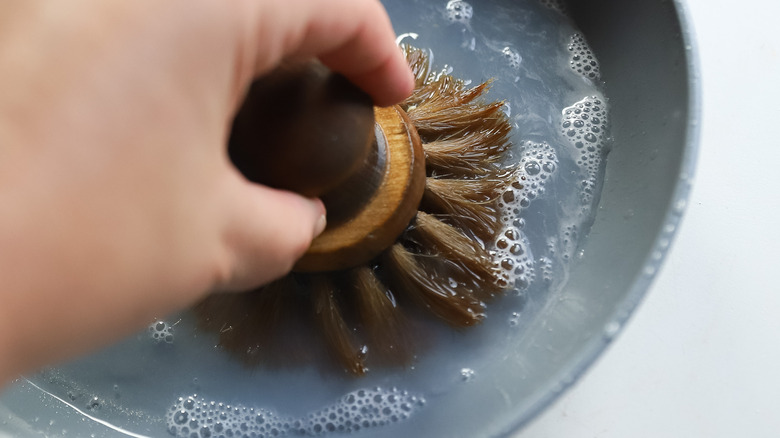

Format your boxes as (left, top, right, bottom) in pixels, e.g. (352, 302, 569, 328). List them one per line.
(194, 45, 514, 375)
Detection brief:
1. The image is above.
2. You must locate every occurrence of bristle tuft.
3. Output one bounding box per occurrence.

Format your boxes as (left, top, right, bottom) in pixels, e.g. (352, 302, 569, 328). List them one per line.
(311, 275, 367, 375)
(422, 176, 505, 241)
(382, 244, 486, 327)
(194, 276, 312, 368)
(349, 266, 414, 365)
(402, 44, 434, 90)
(423, 121, 512, 177)
(410, 212, 501, 302)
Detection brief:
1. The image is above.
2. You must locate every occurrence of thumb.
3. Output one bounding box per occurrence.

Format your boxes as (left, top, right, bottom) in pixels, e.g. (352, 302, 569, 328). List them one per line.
(216, 173, 326, 292)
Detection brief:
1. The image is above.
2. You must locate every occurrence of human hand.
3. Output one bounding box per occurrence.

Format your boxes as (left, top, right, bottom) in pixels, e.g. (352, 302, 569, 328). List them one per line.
(0, 0, 413, 383)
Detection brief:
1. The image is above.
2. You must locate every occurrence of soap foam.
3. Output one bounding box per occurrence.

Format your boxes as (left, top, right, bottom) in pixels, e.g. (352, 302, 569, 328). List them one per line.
(492, 141, 559, 290)
(445, 0, 474, 24)
(561, 95, 609, 205)
(148, 320, 175, 344)
(501, 47, 522, 70)
(568, 33, 600, 81)
(166, 388, 425, 438)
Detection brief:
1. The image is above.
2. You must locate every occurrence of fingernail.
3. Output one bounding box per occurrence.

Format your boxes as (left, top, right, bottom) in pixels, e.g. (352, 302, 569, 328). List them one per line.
(310, 198, 327, 237)
(314, 214, 327, 237)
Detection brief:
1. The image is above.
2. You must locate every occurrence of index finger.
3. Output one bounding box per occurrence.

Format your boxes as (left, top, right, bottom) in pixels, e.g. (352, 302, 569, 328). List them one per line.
(240, 0, 414, 107)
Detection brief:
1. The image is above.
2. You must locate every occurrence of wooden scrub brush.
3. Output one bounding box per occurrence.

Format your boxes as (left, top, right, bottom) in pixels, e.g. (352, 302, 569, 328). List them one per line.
(194, 45, 514, 375)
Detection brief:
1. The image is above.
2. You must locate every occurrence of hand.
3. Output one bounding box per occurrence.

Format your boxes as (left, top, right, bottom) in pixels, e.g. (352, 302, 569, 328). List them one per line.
(0, 0, 413, 384)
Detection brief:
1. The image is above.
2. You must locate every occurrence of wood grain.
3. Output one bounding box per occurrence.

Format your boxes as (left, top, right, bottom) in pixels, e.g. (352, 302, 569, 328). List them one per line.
(294, 105, 426, 272)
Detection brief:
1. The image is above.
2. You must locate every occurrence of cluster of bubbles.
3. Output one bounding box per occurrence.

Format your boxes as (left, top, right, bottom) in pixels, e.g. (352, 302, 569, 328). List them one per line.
(459, 368, 476, 382)
(166, 388, 425, 438)
(560, 96, 609, 205)
(538, 256, 554, 284)
(445, 0, 473, 24)
(501, 46, 522, 70)
(64, 389, 104, 412)
(508, 311, 522, 327)
(493, 141, 559, 290)
(547, 223, 580, 264)
(492, 226, 535, 291)
(568, 33, 600, 81)
(148, 320, 174, 344)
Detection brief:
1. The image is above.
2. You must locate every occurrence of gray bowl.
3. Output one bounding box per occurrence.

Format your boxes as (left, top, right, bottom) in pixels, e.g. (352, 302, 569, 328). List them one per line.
(461, 0, 701, 434)
(0, 0, 698, 436)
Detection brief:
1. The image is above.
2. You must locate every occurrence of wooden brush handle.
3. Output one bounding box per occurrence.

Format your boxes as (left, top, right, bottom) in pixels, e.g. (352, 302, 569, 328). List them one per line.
(229, 61, 376, 198)
(228, 61, 425, 272)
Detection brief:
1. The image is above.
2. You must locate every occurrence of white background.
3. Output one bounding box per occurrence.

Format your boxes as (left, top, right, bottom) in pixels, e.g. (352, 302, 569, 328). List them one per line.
(514, 0, 780, 437)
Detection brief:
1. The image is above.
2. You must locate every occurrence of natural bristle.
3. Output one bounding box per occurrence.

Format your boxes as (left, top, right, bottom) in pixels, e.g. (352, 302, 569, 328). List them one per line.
(194, 44, 515, 375)
(349, 267, 415, 365)
(382, 244, 486, 327)
(411, 212, 501, 301)
(408, 90, 505, 137)
(404, 45, 434, 89)
(194, 276, 316, 369)
(424, 123, 512, 177)
(423, 177, 505, 241)
(311, 276, 367, 375)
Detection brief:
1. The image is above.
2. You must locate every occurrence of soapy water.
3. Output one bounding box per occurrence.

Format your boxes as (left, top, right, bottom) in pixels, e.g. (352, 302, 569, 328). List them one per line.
(3, 1, 611, 437)
(166, 388, 425, 438)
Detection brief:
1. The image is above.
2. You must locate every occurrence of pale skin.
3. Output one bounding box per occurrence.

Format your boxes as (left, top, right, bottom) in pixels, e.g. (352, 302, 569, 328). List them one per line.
(0, 0, 414, 387)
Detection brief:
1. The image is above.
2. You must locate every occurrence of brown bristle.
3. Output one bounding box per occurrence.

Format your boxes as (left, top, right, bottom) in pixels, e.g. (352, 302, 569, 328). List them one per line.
(311, 275, 367, 375)
(403, 45, 434, 90)
(194, 276, 315, 368)
(348, 266, 414, 365)
(382, 243, 486, 327)
(405, 75, 469, 109)
(194, 292, 251, 335)
(409, 212, 501, 302)
(409, 100, 506, 139)
(422, 176, 504, 241)
(423, 121, 512, 177)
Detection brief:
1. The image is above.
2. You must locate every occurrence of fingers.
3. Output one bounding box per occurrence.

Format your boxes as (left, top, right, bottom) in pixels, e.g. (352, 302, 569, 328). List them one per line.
(215, 0, 412, 291)
(241, 0, 414, 106)
(320, 37, 415, 108)
(292, 0, 414, 106)
(217, 174, 326, 292)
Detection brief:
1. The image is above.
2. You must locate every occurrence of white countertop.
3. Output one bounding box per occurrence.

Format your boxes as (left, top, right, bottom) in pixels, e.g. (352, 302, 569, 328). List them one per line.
(514, 0, 780, 436)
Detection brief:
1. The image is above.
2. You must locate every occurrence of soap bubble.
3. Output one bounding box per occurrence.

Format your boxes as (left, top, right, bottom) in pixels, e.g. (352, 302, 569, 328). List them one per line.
(501, 47, 522, 69)
(166, 388, 425, 438)
(561, 96, 610, 204)
(568, 33, 600, 81)
(148, 320, 174, 344)
(445, 0, 473, 24)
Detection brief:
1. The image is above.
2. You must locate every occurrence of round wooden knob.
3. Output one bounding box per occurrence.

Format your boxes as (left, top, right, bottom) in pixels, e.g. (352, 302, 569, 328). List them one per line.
(228, 62, 425, 272)
(229, 62, 375, 198)
(294, 105, 425, 272)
